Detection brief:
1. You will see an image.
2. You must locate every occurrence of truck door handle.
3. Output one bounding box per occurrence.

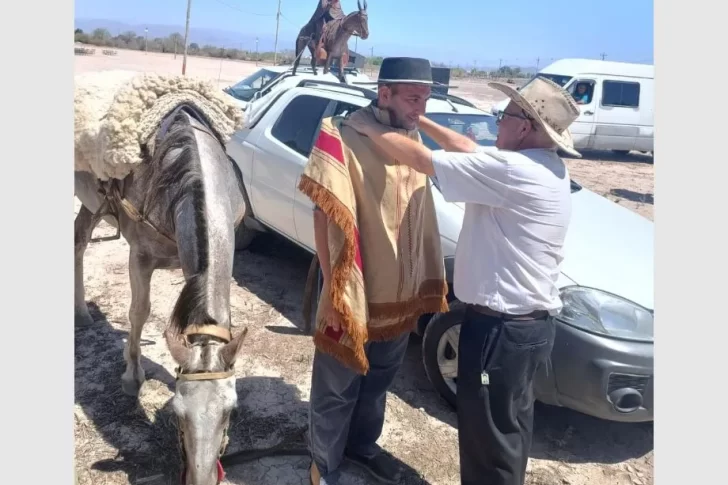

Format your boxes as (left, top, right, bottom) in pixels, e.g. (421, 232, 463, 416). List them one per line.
(584, 110, 594, 115)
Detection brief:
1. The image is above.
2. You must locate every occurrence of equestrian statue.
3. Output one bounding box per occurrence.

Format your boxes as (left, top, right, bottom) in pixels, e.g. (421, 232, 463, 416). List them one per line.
(292, 0, 369, 82)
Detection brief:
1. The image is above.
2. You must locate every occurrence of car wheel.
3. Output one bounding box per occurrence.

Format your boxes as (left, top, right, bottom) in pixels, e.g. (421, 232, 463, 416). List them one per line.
(234, 186, 259, 251)
(422, 300, 466, 408)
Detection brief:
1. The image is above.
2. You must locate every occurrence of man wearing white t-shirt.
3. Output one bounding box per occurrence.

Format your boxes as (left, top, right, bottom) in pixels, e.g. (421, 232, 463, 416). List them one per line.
(343, 76, 581, 485)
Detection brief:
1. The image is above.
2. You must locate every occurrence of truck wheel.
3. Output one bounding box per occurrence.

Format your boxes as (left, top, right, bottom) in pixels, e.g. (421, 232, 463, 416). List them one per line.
(422, 301, 467, 408)
(234, 186, 259, 251)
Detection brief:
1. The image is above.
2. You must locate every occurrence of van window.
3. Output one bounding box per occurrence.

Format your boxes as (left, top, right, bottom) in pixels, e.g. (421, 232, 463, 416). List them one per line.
(567, 80, 596, 105)
(536, 73, 572, 87)
(602, 81, 641, 108)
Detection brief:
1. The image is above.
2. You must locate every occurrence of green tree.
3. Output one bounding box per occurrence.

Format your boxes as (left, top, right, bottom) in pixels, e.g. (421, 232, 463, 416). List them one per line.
(91, 28, 112, 46)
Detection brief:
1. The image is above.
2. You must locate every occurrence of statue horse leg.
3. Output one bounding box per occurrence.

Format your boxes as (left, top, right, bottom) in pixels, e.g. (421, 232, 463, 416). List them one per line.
(339, 49, 350, 82)
(292, 32, 306, 76)
(309, 37, 319, 75)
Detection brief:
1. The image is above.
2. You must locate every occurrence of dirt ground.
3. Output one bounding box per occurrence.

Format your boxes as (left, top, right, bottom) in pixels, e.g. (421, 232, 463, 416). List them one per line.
(74, 49, 654, 485)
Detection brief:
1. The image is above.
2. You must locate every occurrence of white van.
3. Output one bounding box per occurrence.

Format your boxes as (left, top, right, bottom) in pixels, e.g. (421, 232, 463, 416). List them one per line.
(492, 59, 654, 155)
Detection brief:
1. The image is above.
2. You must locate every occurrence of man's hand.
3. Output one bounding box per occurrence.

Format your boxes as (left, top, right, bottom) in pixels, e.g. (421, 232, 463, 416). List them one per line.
(319, 295, 342, 332)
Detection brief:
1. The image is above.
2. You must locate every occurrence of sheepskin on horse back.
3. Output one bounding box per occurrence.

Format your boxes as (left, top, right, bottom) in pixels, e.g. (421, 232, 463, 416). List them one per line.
(74, 70, 249, 485)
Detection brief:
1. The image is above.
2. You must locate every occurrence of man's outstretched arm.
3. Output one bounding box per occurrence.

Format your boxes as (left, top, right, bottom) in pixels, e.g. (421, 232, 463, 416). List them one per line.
(418, 116, 479, 153)
(344, 119, 436, 175)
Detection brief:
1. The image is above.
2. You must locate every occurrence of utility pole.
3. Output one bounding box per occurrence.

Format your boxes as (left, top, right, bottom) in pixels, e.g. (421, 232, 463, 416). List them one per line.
(370, 46, 374, 75)
(182, 0, 192, 75)
(274, 0, 282, 65)
(600, 52, 607, 60)
(144, 28, 148, 54)
(536, 57, 540, 69)
(255, 37, 259, 65)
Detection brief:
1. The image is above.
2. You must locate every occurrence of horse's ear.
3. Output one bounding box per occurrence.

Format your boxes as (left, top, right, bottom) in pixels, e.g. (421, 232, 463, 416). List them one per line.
(220, 327, 249, 368)
(363, 0, 367, 10)
(164, 329, 191, 365)
(358, 0, 362, 10)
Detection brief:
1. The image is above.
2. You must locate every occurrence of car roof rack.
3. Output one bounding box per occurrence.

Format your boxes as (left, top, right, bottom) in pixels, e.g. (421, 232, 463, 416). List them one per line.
(295, 79, 377, 100)
(284, 73, 480, 112)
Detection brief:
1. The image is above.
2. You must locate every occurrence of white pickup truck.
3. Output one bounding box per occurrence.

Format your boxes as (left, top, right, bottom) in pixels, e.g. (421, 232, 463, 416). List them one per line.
(226, 79, 654, 423)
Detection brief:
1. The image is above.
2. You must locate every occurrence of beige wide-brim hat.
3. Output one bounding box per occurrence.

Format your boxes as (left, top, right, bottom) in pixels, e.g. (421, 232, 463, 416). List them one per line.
(488, 77, 582, 158)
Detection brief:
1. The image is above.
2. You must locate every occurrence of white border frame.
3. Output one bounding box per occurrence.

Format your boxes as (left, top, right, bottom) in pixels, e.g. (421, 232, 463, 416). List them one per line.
(2, 2, 722, 484)
(2, 0, 73, 482)
(656, 1, 726, 483)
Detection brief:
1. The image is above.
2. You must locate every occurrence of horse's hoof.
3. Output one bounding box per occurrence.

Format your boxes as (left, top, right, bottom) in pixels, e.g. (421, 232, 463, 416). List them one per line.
(75, 309, 95, 327)
(121, 368, 145, 396)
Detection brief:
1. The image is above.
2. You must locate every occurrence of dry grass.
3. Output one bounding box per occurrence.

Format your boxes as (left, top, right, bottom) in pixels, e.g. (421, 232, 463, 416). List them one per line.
(74, 49, 653, 485)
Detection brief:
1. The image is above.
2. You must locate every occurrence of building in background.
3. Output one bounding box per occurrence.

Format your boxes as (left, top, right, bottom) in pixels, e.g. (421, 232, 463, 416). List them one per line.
(301, 49, 367, 70)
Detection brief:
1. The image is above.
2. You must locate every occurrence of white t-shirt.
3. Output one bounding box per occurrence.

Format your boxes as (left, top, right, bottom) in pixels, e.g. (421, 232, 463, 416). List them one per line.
(431, 146, 572, 315)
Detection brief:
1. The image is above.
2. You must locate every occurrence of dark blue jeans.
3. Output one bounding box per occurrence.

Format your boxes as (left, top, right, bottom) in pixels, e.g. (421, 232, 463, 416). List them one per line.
(457, 306, 555, 485)
(308, 334, 409, 482)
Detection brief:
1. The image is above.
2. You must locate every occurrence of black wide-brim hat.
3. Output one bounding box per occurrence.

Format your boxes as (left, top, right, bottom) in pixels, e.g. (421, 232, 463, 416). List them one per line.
(376, 57, 433, 85)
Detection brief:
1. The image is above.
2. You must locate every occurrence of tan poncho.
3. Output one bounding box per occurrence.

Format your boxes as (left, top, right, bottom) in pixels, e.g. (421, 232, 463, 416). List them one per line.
(298, 104, 449, 374)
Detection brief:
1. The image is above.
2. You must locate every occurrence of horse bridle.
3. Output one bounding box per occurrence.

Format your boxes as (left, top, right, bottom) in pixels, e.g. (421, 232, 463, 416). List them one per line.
(175, 324, 235, 485)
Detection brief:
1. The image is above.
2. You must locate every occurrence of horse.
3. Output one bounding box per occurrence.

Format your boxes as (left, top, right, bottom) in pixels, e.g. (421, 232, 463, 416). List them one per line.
(74, 103, 248, 485)
(292, 0, 369, 82)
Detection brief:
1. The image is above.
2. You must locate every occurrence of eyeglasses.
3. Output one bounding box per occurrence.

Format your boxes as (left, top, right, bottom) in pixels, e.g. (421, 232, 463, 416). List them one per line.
(496, 110, 531, 125)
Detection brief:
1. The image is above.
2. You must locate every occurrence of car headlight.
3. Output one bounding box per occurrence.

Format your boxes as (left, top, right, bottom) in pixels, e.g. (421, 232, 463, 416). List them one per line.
(557, 286, 653, 342)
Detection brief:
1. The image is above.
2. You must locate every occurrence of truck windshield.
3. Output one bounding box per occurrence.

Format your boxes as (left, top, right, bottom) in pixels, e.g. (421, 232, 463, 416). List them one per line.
(225, 69, 280, 101)
(536, 73, 573, 87)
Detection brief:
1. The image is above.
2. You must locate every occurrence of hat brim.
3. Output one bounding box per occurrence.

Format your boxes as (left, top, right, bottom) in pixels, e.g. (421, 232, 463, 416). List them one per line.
(375, 78, 433, 85)
(488, 82, 582, 158)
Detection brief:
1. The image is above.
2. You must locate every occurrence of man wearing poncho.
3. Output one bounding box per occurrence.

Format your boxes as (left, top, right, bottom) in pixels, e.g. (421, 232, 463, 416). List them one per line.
(298, 57, 448, 484)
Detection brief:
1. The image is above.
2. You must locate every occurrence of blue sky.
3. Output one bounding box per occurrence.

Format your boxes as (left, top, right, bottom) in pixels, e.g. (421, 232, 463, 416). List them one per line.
(75, 0, 653, 67)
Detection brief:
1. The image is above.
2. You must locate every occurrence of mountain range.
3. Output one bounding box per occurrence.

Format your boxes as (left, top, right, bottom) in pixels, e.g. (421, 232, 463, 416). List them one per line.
(74, 17, 540, 72)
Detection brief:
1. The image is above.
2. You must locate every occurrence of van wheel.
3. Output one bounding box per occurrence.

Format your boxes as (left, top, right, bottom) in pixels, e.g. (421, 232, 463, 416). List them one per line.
(422, 301, 467, 408)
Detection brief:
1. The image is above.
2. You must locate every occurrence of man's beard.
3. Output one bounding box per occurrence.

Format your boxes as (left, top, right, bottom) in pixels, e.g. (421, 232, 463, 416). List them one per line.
(386, 107, 414, 130)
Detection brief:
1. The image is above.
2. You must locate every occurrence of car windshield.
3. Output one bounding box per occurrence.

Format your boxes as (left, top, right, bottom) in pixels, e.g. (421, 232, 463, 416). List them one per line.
(423, 112, 581, 194)
(421, 113, 498, 150)
(226, 69, 280, 101)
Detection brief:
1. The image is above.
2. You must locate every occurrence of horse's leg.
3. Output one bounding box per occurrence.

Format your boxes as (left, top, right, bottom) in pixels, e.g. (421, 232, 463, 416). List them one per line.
(121, 249, 154, 396)
(309, 39, 318, 75)
(75, 204, 103, 327)
(324, 54, 333, 76)
(292, 36, 302, 75)
(339, 50, 350, 82)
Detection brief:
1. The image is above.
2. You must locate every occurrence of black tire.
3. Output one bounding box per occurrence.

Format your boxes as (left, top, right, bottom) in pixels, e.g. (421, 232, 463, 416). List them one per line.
(234, 186, 259, 251)
(421, 300, 467, 409)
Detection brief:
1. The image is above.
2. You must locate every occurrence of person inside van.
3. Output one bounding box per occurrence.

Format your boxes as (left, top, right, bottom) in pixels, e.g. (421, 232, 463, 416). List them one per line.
(573, 83, 591, 104)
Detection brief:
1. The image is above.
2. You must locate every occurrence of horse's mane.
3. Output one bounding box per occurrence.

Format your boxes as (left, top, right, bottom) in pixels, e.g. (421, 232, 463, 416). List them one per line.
(141, 110, 218, 333)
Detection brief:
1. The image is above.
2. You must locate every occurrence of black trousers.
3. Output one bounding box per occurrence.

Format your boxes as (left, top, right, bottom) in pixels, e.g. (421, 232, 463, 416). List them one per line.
(456, 305, 555, 485)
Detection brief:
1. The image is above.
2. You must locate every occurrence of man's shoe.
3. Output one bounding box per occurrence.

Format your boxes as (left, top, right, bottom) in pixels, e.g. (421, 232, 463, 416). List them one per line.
(344, 449, 402, 484)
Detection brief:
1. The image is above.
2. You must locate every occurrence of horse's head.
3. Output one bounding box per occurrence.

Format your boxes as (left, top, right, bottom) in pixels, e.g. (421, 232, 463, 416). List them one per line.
(354, 0, 370, 40)
(164, 326, 249, 485)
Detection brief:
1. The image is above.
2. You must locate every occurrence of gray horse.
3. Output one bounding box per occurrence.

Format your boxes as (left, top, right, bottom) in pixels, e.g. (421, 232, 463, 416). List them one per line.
(75, 106, 249, 485)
